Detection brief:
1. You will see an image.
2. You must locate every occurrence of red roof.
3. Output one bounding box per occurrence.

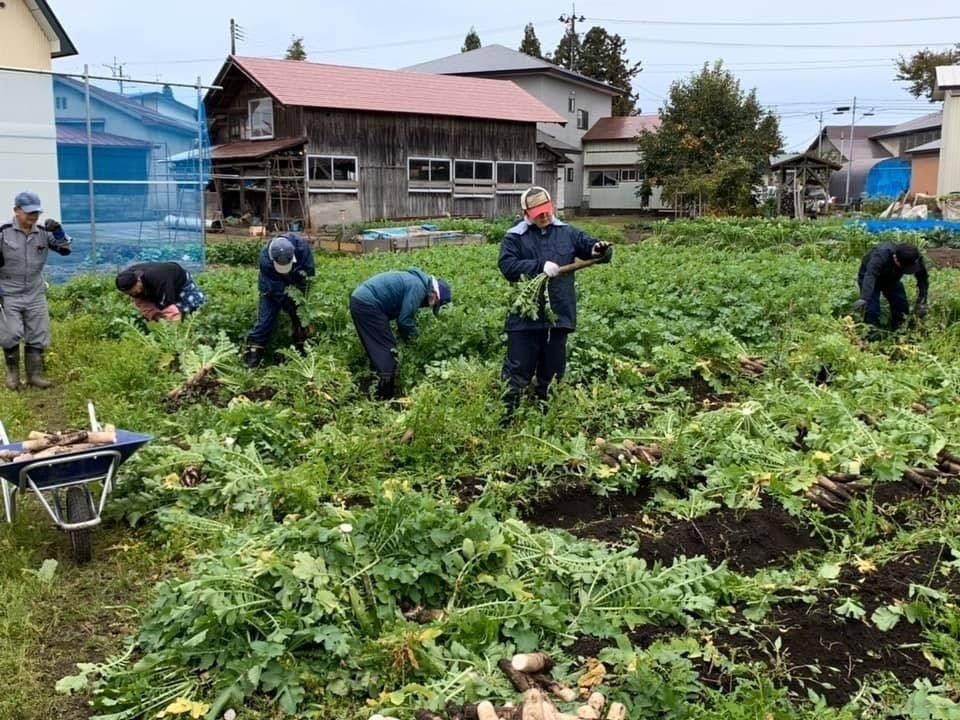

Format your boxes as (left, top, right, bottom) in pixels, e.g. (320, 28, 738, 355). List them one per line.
(226, 56, 566, 125)
(582, 115, 661, 142)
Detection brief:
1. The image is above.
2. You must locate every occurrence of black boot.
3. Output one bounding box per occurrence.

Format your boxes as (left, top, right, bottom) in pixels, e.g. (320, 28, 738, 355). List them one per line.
(24, 347, 52, 389)
(376, 376, 396, 400)
(3, 346, 19, 391)
(243, 346, 263, 369)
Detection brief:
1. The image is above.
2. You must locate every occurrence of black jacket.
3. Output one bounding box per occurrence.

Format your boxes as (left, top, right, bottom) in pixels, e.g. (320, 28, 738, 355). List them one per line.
(857, 242, 928, 304)
(498, 218, 610, 331)
(126, 262, 188, 308)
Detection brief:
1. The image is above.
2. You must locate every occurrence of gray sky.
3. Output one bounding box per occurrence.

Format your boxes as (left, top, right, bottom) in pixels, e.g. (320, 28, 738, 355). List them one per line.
(51, 0, 958, 149)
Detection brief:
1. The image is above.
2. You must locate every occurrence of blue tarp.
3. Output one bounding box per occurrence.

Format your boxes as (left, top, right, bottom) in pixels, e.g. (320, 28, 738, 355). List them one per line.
(863, 158, 911, 199)
(852, 218, 960, 234)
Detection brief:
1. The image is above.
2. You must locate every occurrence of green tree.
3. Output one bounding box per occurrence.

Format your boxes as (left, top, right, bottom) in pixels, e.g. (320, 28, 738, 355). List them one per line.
(637, 61, 782, 215)
(462, 27, 481, 52)
(550, 28, 578, 70)
(895, 46, 960, 101)
(285, 36, 307, 61)
(576, 27, 642, 115)
(519, 22, 543, 59)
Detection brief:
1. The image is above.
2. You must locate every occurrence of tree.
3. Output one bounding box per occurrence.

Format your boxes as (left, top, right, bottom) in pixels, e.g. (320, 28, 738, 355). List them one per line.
(462, 27, 481, 53)
(550, 28, 578, 70)
(576, 27, 642, 116)
(285, 36, 307, 61)
(895, 46, 960, 101)
(636, 61, 782, 215)
(518, 23, 543, 59)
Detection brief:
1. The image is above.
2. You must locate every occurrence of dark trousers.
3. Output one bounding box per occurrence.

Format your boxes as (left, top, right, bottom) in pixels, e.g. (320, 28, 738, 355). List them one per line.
(859, 277, 909, 329)
(247, 293, 303, 347)
(350, 296, 397, 381)
(502, 328, 569, 413)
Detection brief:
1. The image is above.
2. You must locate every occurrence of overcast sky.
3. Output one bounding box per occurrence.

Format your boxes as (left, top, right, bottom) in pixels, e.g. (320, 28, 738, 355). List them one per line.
(51, 0, 958, 149)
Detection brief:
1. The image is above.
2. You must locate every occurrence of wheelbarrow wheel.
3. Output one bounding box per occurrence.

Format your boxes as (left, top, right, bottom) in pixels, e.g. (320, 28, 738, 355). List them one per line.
(65, 486, 93, 563)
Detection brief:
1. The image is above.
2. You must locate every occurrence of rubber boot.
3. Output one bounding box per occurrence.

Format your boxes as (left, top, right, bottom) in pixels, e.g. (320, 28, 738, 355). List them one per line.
(376, 376, 396, 400)
(3, 347, 19, 391)
(243, 345, 263, 369)
(24, 347, 52, 389)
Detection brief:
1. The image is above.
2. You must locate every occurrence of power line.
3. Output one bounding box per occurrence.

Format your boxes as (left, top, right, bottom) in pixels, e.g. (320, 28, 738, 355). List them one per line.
(621, 36, 958, 49)
(589, 14, 960, 27)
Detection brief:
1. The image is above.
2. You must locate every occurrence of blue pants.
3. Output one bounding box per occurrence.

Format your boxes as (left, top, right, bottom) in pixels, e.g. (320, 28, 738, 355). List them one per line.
(247, 293, 303, 347)
(859, 276, 909, 329)
(502, 329, 569, 413)
(177, 275, 206, 314)
(350, 296, 396, 381)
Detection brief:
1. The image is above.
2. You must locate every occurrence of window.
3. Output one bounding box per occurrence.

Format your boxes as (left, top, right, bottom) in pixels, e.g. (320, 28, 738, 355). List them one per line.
(55, 96, 68, 110)
(620, 168, 638, 182)
(408, 157, 452, 192)
(495, 161, 534, 192)
(454, 159, 494, 196)
(565, 167, 574, 183)
(248, 97, 274, 140)
(568, 96, 576, 113)
(307, 155, 358, 193)
(576, 108, 590, 130)
(588, 170, 618, 188)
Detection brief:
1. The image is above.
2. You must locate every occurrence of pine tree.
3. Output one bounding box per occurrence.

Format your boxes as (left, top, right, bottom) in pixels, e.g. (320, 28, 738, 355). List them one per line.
(895, 45, 960, 101)
(550, 28, 578, 70)
(285, 36, 307, 61)
(576, 27, 642, 115)
(636, 61, 782, 214)
(519, 23, 543, 59)
(462, 27, 481, 52)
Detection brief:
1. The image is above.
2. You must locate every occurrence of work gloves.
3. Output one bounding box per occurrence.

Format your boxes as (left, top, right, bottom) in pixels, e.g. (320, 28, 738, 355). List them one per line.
(915, 303, 928, 318)
(43, 218, 72, 254)
(851, 299, 867, 313)
(543, 261, 560, 278)
(591, 241, 611, 258)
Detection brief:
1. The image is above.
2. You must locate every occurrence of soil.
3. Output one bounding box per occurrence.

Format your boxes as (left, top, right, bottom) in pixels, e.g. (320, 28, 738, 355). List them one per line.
(926, 247, 960, 269)
(672, 372, 736, 409)
(522, 482, 653, 541)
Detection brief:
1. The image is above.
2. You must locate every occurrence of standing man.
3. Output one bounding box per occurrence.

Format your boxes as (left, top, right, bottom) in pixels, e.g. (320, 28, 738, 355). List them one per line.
(1, 192, 72, 390)
(349, 268, 451, 399)
(244, 234, 315, 368)
(853, 241, 928, 332)
(498, 186, 612, 419)
(115, 261, 206, 322)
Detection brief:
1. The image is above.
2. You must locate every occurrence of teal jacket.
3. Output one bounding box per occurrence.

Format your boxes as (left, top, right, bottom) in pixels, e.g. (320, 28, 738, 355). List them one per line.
(351, 268, 433, 340)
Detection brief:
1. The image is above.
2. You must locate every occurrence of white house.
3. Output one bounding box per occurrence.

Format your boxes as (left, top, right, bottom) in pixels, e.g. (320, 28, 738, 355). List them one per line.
(581, 115, 664, 212)
(0, 0, 76, 218)
(933, 65, 960, 196)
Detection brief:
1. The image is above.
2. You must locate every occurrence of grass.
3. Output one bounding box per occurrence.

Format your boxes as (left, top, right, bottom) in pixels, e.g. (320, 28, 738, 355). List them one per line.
(0, 380, 182, 720)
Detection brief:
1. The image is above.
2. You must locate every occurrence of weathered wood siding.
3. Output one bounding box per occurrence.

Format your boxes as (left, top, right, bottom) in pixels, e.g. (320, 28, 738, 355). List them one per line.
(303, 109, 550, 222)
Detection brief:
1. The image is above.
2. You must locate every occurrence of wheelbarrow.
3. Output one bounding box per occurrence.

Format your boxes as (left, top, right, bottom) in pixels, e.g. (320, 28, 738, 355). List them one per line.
(0, 401, 151, 563)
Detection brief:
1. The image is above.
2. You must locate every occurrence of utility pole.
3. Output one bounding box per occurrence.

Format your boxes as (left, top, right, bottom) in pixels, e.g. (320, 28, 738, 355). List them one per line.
(558, 3, 585, 72)
(103, 56, 127, 93)
(815, 111, 824, 158)
(230, 18, 245, 55)
(845, 96, 856, 207)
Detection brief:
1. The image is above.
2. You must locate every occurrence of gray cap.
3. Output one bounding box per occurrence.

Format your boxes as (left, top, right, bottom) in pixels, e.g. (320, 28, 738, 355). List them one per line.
(14, 191, 42, 213)
(268, 236, 296, 274)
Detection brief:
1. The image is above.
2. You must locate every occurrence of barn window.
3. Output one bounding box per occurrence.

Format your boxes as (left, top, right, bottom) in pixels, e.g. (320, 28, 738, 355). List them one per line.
(408, 157, 452, 192)
(620, 168, 638, 182)
(248, 97, 274, 140)
(495, 161, 534, 192)
(588, 170, 618, 187)
(307, 155, 358, 193)
(454, 159, 494, 197)
(566, 167, 574, 182)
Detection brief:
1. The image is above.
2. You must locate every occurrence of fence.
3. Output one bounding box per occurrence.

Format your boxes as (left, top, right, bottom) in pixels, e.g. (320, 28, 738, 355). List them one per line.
(0, 65, 214, 282)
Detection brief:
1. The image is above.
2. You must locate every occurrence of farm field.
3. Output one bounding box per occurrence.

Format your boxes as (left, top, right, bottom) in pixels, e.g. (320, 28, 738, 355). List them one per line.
(2, 218, 960, 720)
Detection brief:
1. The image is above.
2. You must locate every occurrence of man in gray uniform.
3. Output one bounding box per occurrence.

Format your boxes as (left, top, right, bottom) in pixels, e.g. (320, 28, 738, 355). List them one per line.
(0, 191, 72, 390)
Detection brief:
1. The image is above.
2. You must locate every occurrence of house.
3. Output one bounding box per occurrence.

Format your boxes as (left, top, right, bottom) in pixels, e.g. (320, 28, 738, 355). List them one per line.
(125, 85, 199, 126)
(580, 115, 663, 212)
(404, 44, 622, 210)
(52, 76, 198, 222)
(806, 125, 891, 204)
(933, 65, 960, 196)
(0, 0, 77, 217)
(203, 55, 565, 227)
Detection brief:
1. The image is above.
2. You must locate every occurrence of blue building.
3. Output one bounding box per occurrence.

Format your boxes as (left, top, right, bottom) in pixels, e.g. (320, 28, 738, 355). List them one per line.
(53, 76, 199, 222)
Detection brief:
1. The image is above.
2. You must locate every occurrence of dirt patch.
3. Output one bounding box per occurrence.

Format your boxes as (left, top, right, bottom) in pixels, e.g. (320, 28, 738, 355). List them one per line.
(672, 372, 736, 409)
(522, 482, 653, 541)
(633, 498, 824, 574)
(927, 247, 960, 270)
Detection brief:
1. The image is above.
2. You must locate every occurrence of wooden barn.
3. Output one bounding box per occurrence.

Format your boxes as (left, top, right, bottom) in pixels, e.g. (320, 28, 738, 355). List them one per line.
(203, 56, 566, 228)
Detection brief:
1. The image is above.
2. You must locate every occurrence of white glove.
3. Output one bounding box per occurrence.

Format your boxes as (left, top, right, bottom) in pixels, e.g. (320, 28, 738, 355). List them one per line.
(543, 261, 560, 278)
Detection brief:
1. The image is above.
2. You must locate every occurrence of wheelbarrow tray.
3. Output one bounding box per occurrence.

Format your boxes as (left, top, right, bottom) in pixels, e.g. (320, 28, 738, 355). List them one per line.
(0, 430, 152, 490)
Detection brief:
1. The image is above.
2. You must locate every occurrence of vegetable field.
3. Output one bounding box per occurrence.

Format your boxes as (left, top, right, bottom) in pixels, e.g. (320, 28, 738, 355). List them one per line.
(3, 218, 960, 720)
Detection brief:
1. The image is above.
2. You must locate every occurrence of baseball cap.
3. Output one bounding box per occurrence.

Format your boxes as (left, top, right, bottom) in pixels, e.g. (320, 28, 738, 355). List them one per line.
(894, 243, 921, 274)
(431, 277, 452, 315)
(520, 186, 553, 219)
(268, 236, 296, 274)
(14, 191, 42, 213)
